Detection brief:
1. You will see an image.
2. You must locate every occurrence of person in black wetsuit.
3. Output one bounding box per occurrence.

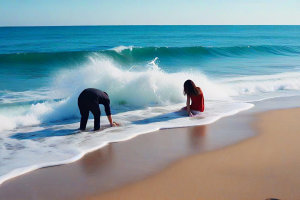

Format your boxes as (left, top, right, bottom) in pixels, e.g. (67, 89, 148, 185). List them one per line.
(78, 88, 118, 131)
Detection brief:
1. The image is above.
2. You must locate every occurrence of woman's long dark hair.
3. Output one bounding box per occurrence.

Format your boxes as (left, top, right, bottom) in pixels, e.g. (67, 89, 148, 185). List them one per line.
(183, 80, 201, 96)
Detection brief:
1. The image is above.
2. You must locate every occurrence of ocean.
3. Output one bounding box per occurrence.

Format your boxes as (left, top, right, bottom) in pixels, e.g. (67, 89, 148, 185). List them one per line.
(1, 25, 300, 184)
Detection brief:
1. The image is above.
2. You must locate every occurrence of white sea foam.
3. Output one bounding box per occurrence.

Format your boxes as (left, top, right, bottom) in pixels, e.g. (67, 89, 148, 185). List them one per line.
(1, 54, 300, 185)
(1, 55, 300, 132)
(0, 55, 231, 131)
(111, 45, 134, 53)
(222, 72, 300, 95)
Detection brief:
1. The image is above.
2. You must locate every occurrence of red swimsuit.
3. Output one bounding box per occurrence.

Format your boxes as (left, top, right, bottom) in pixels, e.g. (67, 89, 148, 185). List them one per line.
(190, 92, 204, 112)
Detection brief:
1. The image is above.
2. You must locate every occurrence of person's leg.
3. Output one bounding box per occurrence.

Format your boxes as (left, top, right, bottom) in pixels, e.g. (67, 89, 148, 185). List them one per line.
(90, 104, 101, 131)
(78, 100, 89, 130)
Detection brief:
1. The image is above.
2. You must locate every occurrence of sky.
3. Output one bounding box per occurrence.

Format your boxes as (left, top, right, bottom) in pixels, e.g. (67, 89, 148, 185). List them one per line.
(1, 0, 300, 26)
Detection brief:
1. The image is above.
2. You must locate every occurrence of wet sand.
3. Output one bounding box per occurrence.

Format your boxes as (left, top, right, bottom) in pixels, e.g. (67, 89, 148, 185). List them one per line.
(0, 97, 300, 200)
(93, 108, 300, 200)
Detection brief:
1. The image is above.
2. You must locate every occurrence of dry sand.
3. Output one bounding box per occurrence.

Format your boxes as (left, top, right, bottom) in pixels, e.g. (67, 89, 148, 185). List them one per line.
(93, 108, 300, 200)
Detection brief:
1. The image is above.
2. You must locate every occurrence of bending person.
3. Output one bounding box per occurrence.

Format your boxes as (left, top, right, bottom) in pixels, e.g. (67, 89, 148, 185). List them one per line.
(182, 80, 205, 117)
(78, 88, 118, 131)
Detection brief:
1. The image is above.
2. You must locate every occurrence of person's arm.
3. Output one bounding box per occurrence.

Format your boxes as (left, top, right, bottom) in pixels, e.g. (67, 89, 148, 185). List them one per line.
(104, 102, 119, 127)
(107, 115, 114, 127)
(104, 102, 114, 126)
(186, 95, 193, 117)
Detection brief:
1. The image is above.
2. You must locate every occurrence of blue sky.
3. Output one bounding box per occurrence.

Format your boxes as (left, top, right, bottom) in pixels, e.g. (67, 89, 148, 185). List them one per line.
(1, 0, 300, 26)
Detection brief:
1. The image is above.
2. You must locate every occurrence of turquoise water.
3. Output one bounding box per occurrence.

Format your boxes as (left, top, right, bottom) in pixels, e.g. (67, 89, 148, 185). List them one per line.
(1, 26, 300, 184)
(1, 26, 300, 91)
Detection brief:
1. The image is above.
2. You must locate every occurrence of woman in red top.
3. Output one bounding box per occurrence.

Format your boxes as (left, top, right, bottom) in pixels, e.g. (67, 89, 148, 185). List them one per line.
(182, 80, 204, 117)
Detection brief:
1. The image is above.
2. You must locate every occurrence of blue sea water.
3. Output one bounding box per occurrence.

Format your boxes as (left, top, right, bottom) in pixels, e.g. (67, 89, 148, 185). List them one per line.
(0, 26, 300, 184)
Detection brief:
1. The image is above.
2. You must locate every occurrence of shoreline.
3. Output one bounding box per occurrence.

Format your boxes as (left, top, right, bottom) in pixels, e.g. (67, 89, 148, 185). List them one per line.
(0, 96, 300, 199)
(0, 103, 254, 186)
(94, 107, 300, 200)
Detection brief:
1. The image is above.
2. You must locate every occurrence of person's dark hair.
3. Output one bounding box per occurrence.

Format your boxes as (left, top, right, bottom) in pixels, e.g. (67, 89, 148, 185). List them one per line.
(183, 80, 201, 96)
(104, 92, 109, 97)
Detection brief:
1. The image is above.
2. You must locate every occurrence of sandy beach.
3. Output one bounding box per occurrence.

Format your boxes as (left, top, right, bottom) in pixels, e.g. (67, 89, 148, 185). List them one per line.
(94, 108, 300, 200)
(1, 98, 300, 200)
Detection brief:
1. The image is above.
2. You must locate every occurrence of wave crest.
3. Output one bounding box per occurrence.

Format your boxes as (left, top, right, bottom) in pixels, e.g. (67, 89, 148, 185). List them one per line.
(2, 45, 300, 66)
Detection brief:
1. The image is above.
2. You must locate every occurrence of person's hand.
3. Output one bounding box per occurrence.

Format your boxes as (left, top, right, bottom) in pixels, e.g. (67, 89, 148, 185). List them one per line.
(111, 122, 120, 127)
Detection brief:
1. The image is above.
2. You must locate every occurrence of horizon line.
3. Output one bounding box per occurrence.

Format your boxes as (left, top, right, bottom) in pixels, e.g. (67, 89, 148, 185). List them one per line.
(1, 24, 300, 28)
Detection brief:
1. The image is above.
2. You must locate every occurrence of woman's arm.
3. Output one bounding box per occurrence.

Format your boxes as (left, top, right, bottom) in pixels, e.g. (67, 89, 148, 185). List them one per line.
(186, 95, 192, 116)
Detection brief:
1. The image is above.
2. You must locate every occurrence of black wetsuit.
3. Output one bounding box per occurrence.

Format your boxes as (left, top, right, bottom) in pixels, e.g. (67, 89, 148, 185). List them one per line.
(78, 88, 111, 130)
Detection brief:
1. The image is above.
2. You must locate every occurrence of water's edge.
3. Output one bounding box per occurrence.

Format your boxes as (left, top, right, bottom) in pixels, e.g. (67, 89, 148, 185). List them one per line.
(1, 95, 299, 186)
